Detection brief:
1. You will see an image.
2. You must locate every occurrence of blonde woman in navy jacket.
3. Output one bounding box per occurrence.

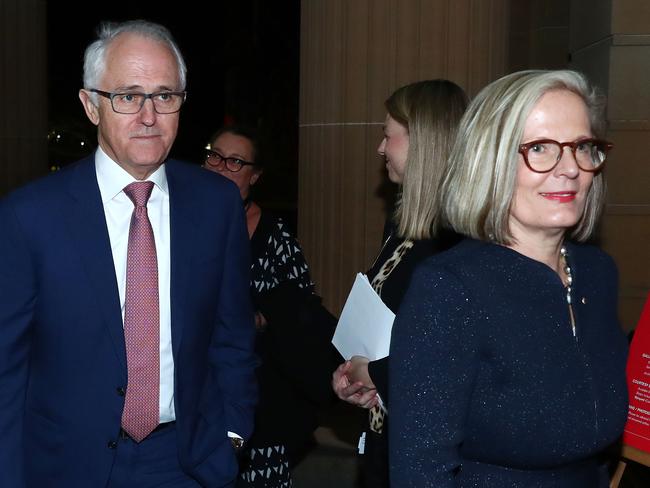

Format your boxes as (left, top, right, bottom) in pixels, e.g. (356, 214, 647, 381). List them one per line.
(389, 70, 628, 487)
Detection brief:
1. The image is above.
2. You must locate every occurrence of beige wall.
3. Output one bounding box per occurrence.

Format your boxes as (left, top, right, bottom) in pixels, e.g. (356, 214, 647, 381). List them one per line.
(299, 0, 509, 313)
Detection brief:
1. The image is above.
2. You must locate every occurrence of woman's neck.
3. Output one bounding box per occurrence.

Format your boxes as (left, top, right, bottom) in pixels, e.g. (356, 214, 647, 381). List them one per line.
(242, 193, 252, 209)
(506, 230, 565, 276)
(245, 201, 261, 239)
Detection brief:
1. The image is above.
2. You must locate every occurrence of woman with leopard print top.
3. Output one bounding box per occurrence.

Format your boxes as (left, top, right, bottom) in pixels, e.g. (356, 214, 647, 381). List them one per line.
(331, 79, 467, 488)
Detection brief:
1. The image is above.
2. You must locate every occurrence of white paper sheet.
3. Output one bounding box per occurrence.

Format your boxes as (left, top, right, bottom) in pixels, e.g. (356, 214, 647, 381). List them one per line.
(332, 273, 396, 361)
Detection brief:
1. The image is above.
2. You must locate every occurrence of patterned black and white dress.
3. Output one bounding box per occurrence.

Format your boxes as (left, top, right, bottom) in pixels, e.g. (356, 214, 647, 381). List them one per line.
(250, 213, 312, 296)
(238, 210, 314, 488)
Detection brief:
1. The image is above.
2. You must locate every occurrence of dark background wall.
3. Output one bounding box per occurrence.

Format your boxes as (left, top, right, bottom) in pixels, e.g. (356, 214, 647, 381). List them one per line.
(46, 0, 300, 223)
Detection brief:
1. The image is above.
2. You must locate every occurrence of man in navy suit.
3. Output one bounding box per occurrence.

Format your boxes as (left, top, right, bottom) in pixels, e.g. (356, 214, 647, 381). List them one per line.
(0, 20, 257, 487)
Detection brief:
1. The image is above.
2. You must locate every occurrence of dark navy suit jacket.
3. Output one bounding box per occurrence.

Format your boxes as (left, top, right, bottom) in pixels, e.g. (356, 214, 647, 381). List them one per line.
(389, 238, 628, 487)
(0, 156, 258, 487)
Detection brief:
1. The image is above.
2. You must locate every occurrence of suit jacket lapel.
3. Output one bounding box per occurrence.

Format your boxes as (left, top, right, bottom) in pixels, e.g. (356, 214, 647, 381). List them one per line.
(166, 161, 200, 358)
(64, 157, 127, 377)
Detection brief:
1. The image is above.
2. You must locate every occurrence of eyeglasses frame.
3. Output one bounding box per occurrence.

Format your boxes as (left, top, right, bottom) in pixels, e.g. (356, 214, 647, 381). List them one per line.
(88, 88, 187, 114)
(204, 149, 259, 173)
(518, 138, 613, 174)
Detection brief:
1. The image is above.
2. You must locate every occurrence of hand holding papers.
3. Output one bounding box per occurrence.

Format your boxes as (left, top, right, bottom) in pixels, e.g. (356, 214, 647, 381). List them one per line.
(332, 273, 396, 361)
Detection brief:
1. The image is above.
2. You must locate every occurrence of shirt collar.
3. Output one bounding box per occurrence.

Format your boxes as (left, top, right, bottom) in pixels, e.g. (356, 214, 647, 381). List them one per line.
(95, 146, 169, 203)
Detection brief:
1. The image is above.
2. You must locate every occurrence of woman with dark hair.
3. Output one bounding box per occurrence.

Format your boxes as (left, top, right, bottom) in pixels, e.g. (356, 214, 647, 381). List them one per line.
(204, 126, 337, 487)
(331, 79, 468, 487)
(389, 70, 628, 487)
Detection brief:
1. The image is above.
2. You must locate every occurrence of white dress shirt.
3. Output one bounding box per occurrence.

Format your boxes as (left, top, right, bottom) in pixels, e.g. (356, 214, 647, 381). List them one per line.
(95, 147, 175, 423)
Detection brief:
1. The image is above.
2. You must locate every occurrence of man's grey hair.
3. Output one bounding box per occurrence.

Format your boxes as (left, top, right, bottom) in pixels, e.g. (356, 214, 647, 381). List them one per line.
(82, 20, 187, 104)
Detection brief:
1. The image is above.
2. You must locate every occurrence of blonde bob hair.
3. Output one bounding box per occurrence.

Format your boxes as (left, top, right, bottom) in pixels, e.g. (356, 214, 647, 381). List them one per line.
(442, 70, 607, 244)
(387, 79, 468, 240)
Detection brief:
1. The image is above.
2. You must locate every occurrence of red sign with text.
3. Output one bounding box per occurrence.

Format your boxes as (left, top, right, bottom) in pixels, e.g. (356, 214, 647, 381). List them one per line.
(623, 292, 650, 453)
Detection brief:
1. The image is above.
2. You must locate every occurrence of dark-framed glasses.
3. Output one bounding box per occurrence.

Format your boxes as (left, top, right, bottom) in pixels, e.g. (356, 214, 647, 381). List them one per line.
(518, 138, 613, 173)
(205, 149, 258, 172)
(89, 89, 187, 114)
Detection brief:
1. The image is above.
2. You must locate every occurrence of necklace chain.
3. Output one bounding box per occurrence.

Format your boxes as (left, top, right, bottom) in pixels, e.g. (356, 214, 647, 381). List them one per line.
(560, 246, 576, 337)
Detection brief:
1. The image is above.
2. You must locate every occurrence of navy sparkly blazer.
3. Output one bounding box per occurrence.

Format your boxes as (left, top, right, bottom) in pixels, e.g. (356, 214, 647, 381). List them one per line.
(389, 238, 628, 488)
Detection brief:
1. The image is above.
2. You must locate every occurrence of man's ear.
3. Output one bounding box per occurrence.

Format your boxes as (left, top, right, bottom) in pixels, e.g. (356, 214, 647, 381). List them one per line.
(79, 89, 100, 126)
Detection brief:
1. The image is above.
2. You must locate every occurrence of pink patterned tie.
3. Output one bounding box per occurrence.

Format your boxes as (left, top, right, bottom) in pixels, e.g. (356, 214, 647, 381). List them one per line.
(121, 181, 160, 442)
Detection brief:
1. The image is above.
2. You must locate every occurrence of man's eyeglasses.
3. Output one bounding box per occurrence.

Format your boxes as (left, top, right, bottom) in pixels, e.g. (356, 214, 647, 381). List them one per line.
(204, 149, 258, 172)
(518, 138, 613, 173)
(89, 89, 186, 114)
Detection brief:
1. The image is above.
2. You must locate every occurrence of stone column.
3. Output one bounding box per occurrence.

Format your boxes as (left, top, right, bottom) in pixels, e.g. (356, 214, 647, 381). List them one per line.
(299, 0, 509, 312)
(0, 0, 48, 196)
(508, 0, 570, 71)
(570, 0, 650, 331)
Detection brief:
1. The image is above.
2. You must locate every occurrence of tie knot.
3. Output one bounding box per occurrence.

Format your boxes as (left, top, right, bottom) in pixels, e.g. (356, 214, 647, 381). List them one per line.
(124, 181, 155, 208)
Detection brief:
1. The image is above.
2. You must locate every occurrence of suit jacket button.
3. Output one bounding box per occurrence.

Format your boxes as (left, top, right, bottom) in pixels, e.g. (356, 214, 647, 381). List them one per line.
(107, 440, 118, 449)
(116, 387, 126, 396)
